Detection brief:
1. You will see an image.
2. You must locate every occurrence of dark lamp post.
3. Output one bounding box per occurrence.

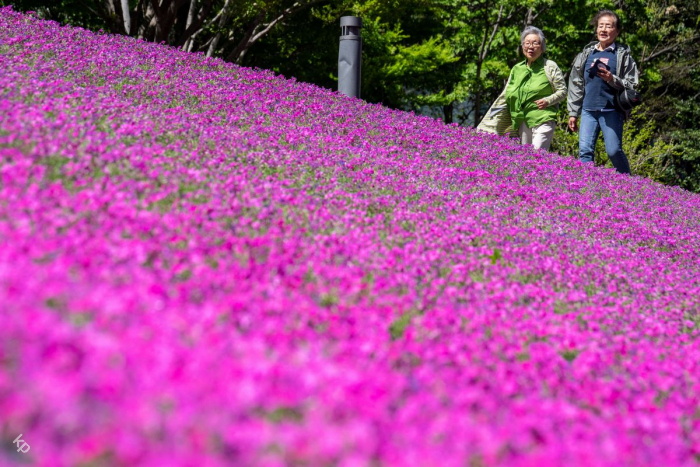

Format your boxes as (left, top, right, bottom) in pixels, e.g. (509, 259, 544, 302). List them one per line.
(338, 16, 362, 98)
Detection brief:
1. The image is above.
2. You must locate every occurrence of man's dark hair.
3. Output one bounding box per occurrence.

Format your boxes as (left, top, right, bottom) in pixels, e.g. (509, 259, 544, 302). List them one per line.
(590, 9, 622, 31)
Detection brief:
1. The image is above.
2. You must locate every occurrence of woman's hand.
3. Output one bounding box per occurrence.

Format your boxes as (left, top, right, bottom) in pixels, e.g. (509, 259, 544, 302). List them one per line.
(568, 117, 578, 132)
(535, 98, 548, 110)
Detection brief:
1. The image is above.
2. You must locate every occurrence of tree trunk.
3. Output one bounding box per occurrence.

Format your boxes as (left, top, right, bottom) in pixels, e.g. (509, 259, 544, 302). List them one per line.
(99, 0, 122, 33)
(103, 0, 116, 16)
(120, 0, 131, 34)
(185, 0, 197, 29)
(226, 0, 325, 63)
(207, 0, 231, 57)
(141, 2, 157, 40)
(473, 61, 483, 126)
(443, 102, 454, 124)
(155, 0, 188, 43)
(226, 12, 265, 63)
(473, 6, 506, 126)
(178, 0, 215, 50)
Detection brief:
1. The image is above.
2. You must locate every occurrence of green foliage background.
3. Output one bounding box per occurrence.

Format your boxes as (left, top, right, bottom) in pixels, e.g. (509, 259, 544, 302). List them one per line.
(4, 0, 700, 191)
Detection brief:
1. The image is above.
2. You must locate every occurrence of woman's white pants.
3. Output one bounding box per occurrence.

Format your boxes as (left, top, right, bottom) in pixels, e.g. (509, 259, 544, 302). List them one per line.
(518, 120, 555, 150)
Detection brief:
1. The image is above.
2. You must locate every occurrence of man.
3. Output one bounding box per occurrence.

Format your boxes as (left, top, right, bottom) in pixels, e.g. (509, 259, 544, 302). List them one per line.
(567, 10, 640, 174)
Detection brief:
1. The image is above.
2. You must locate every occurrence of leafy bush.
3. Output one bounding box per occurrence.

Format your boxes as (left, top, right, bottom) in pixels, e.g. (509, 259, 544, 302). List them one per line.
(551, 108, 680, 187)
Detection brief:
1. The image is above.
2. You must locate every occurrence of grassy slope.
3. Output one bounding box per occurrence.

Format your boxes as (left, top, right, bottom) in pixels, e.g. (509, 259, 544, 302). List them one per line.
(1, 7, 700, 467)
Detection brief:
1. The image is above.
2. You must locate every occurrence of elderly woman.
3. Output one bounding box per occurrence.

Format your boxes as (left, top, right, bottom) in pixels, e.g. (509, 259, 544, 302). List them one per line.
(503, 26, 567, 150)
(567, 10, 639, 174)
(479, 27, 566, 149)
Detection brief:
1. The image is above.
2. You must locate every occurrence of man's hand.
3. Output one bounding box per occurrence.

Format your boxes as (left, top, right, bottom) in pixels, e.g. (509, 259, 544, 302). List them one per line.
(535, 98, 548, 110)
(568, 117, 578, 132)
(597, 67, 614, 84)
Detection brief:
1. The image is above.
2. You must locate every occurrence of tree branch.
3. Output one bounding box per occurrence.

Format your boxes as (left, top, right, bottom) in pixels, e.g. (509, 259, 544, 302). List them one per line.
(104, 0, 117, 16)
(178, 0, 221, 49)
(225, 11, 266, 62)
(642, 35, 700, 62)
(250, 0, 325, 44)
(157, 0, 189, 42)
(134, 0, 146, 38)
(525, 5, 550, 25)
(480, 5, 504, 62)
(94, 0, 124, 33)
(150, 0, 162, 18)
(77, 0, 104, 20)
(207, 0, 232, 57)
(226, 0, 326, 63)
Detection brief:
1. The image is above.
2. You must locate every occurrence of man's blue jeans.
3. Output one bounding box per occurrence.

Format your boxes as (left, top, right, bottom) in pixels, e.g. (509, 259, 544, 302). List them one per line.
(579, 109, 630, 174)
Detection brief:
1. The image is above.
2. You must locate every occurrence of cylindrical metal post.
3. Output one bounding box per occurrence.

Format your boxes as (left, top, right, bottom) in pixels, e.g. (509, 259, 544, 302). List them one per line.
(338, 16, 362, 98)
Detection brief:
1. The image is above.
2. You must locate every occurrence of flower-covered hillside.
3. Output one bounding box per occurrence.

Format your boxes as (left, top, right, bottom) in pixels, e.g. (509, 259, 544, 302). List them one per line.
(1, 7, 700, 467)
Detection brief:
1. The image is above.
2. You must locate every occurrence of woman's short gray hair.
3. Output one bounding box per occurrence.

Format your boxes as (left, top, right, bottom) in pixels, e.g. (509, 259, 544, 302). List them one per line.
(521, 26, 546, 53)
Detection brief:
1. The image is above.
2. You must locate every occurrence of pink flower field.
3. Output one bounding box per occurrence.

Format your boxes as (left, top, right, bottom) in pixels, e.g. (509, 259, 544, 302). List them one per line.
(2, 7, 700, 466)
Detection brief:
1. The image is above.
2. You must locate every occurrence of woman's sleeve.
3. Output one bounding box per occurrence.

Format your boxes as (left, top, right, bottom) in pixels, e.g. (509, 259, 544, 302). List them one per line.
(544, 61, 567, 106)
